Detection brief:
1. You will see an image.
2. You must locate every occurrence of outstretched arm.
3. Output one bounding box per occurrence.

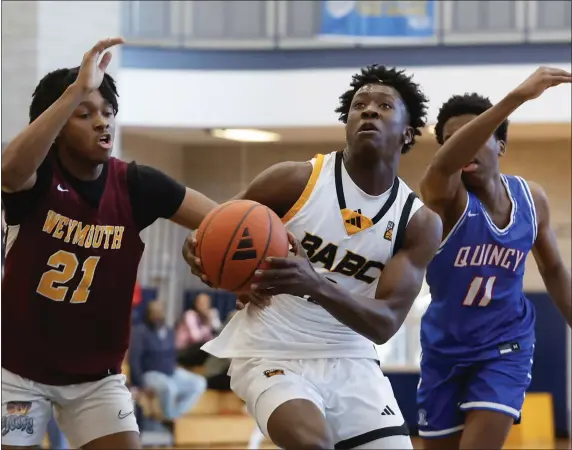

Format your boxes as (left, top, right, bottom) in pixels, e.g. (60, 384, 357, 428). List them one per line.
(253, 207, 442, 344)
(529, 182, 571, 327)
(1, 38, 123, 193)
(420, 67, 571, 217)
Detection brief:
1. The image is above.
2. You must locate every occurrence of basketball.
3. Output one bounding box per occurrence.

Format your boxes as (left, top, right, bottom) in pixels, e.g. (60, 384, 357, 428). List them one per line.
(196, 200, 290, 294)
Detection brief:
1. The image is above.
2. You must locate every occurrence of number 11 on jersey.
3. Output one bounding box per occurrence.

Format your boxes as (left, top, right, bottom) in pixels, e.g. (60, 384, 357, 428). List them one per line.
(462, 276, 496, 307)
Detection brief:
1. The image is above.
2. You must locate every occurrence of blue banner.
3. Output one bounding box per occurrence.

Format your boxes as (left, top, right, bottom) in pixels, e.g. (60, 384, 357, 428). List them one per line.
(320, 1, 436, 40)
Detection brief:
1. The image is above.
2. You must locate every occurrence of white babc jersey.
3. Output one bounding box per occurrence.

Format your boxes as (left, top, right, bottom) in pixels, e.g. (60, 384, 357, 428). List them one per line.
(203, 151, 424, 360)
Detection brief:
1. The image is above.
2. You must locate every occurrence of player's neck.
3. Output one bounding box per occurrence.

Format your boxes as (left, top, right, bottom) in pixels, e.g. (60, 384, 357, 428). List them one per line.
(342, 149, 397, 196)
(471, 174, 508, 213)
(57, 149, 104, 181)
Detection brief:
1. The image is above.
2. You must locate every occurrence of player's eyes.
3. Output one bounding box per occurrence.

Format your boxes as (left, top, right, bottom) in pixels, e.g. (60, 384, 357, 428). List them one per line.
(380, 103, 393, 109)
(103, 111, 113, 118)
(353, 102, 365, 109)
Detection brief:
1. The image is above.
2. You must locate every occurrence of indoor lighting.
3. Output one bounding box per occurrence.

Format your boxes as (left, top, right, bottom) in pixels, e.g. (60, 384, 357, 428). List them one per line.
(210, 128, 281, 143)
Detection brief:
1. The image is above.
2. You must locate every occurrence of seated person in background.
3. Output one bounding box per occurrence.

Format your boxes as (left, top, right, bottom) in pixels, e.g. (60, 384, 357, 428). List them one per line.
(129, 300, 207, 432)
(176, 293, 222, 366)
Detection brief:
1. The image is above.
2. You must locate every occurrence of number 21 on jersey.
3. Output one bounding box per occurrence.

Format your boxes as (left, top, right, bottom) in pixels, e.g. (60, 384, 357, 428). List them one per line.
(462, 276, 496, 307)
(36, 250, 100, 303)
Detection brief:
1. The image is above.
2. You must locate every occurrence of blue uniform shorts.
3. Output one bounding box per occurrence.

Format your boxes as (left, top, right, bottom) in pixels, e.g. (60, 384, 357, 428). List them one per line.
(416, 345, 534, 438)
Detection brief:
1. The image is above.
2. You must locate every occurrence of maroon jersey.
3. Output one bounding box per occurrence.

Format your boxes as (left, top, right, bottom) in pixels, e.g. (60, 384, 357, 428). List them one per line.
(2, 157, 145, 385)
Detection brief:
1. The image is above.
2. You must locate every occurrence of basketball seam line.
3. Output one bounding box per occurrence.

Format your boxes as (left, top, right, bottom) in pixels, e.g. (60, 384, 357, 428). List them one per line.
(231, 206, 275, 293)
(197, 201, 235, 267)
(217, 203, 261, 288)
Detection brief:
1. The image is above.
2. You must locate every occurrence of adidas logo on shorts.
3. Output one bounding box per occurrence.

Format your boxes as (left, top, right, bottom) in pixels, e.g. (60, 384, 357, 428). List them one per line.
(381, 405, 395, 416)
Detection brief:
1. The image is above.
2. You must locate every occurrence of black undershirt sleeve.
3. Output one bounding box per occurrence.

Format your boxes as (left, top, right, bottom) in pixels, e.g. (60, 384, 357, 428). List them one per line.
(126, 162, 187, 231)
(1, 157, 54, 225)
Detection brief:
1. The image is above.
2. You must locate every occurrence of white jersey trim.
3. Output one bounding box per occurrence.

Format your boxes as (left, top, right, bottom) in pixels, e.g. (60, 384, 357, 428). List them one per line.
(515, 176, 538, 244)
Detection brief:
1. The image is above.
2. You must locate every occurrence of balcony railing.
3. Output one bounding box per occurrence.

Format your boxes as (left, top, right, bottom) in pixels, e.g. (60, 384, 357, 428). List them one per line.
(121, 0, 570, 50)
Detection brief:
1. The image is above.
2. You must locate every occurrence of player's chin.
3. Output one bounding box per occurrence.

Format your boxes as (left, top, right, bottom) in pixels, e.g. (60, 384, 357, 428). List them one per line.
(461, 168, 487, 187)
(87, 145, 113, 162)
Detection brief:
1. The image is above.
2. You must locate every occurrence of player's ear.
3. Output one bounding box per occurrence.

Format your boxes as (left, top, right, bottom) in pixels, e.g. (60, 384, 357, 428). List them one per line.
(498, 140, 506, 157)
(403, 126, 414, 146)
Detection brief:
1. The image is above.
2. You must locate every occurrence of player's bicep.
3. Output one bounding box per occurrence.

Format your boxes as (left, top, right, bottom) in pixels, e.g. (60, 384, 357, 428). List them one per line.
(239, 161, 312, 218)
(375, 207, 442, 319)
(127, 163, 218, 231)
(420, 164, 466, 217)
(1, 159, 53, 225)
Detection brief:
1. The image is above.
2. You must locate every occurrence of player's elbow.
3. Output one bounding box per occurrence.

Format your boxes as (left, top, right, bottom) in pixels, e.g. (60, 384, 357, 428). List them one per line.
(369, 313, 400, 345)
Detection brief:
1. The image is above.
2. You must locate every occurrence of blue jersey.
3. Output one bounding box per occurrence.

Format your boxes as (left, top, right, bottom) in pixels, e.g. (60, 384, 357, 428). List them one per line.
(422, 174, 536, 360)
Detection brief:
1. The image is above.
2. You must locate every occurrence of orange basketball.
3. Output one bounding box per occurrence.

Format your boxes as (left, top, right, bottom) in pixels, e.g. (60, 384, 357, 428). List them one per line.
(195, 200, 289, 294)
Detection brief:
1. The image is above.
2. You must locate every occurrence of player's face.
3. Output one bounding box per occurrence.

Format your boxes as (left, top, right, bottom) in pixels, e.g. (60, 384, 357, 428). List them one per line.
(346, 83, 412, 158)
(59, 90, 115, 164)
(147, 302, 165, 326)
(442, 114, 505, 186)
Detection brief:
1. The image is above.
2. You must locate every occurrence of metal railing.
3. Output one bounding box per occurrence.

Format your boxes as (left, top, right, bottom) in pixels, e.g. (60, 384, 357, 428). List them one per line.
(121, 0, 570, 50)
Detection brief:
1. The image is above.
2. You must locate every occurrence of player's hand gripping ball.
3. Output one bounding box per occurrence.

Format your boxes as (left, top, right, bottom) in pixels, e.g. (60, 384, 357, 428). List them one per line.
(192, 200, 290, 295)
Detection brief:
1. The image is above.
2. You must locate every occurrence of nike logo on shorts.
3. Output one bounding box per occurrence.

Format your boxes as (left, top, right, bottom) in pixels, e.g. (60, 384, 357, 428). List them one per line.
(118, 410, 134, 419)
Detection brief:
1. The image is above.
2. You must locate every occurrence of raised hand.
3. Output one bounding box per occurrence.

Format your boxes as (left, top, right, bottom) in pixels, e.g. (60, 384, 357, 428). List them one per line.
(73, 37, 124, 94)
(510, 66, 572, 102)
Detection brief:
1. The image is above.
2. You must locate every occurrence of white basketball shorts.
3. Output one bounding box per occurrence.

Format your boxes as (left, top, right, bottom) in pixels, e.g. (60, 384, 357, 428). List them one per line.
(229, 357, 412, 449)
(1, 367, 139, 448)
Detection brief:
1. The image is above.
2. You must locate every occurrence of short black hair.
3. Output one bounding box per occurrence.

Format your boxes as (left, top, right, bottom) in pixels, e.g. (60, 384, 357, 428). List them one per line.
(435, 93, 508, 145)
(336, 64, 428, 154)
(29, 67, 119, 124)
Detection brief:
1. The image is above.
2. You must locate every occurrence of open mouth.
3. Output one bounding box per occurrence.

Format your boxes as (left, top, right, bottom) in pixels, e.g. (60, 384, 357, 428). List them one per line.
(357, 122, 379, 134)
(98, 134, 112, 148)
(462, 159, 479, 173)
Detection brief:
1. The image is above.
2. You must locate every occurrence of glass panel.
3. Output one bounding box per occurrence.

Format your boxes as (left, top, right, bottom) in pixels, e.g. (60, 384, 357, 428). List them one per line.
(283, 0, 321, 39)
(192, 0, 269, 40)
(450, 0, 517, 34)
(535, 0, 571, 31)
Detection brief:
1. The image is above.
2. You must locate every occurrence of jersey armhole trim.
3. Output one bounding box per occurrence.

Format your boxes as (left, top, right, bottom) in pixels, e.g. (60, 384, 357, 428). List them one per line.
(281, 153, 325, 224)
(437, 190, 470, 253)
(515, 176, 538, 243)
(392, 192, 418, 256)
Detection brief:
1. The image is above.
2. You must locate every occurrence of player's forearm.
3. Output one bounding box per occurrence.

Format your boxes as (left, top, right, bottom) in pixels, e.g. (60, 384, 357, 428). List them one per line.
(309, 278, 398, 345)
(542, 265, 572, 327)
(431, 93, 523, 176)
(1, 83, 87, 191)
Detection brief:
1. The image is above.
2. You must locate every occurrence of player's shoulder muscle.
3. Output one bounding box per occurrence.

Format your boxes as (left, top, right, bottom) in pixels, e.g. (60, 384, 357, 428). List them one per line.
(403, 205, 442, 265)
(523, 178, 549, 224)
(242, 160, 313, 218)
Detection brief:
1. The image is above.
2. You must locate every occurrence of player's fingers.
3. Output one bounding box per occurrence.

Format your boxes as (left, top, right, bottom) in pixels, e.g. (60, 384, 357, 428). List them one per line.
(544, 67, 572, 77)
(548, 75, 572, 86)
(264, 257, 295, 268)
(98, 51, 113, 72)
(91, 37, 124, 55)
(236, 301, 246, 310)
(254, 268, 295, 280)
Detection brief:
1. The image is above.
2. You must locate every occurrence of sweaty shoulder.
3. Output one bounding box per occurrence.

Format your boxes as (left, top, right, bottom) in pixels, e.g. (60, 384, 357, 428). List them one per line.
(241, 159, 315, 219)
(403, 205, 442, 264)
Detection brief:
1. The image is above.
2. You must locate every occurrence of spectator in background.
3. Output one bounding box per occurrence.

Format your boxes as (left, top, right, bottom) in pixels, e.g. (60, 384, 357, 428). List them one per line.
(129, 300, 207, 433)
(176, 293, 221, 367)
